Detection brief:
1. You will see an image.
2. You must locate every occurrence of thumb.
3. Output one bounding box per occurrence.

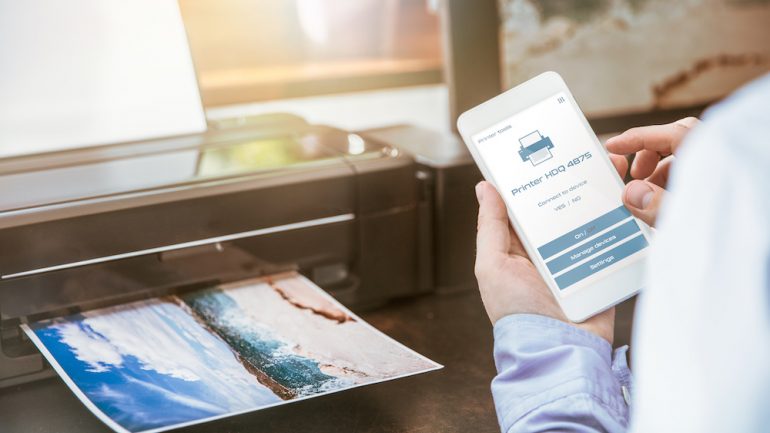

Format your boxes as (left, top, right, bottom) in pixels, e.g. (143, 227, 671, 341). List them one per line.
(623, 180, 665, 227)
(475, 181, 511, 258)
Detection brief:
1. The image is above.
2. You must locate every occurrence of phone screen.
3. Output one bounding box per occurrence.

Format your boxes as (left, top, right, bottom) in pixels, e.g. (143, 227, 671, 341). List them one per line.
(472, 92, 649, 293)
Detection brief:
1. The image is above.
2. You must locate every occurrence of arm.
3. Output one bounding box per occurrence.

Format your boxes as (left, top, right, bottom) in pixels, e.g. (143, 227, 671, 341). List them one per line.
(475, 118, 699, 432)
(492, 314, 630, 433)
(474, 181, 624, 432)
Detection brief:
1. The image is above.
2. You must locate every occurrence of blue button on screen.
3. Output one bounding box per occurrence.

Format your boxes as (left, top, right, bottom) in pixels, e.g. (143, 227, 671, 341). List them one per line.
(537, 205, 632, 260)
(554, 234, 649, 290)
(545, 219, 641, 274)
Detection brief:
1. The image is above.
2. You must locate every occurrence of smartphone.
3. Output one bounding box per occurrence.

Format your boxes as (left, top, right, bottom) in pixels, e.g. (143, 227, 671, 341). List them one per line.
(457, 71, 652, 322)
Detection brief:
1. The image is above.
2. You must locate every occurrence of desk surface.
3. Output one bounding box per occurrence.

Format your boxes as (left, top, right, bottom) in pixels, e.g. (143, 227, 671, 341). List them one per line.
(0, 289, 635, 433)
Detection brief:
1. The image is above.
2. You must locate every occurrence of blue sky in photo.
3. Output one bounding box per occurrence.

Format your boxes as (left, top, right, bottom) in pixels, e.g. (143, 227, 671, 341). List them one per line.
(31, 300, 281, 433)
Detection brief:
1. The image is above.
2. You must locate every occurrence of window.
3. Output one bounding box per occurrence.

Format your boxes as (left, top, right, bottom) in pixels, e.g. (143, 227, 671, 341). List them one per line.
(179, 0, 443, 107)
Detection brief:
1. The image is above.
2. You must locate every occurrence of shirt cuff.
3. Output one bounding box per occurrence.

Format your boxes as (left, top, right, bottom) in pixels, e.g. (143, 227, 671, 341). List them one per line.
(493, 314, 614, 375)
(491, 314, 629, 429)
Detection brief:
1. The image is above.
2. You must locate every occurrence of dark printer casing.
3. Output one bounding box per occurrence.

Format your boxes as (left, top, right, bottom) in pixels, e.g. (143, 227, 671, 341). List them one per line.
(0, 116, 471, 387)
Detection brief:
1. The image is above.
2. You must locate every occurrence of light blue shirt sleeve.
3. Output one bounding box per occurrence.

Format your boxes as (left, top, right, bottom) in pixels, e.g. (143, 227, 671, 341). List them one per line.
(491, 314, 631, 433)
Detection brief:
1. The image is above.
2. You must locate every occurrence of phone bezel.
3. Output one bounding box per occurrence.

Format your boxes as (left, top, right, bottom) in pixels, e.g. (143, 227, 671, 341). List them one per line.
(457, 71, 652, 322)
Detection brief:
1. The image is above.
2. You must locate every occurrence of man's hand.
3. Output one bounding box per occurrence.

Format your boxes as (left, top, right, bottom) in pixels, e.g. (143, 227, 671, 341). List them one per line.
(475, 181, 615, 344)
(473, 117, 700, 344)
(605, 117, 700, 227)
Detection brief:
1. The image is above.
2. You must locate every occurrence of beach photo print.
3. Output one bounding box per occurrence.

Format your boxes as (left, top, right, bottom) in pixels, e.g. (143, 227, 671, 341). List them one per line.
(23, 272, 441, 433)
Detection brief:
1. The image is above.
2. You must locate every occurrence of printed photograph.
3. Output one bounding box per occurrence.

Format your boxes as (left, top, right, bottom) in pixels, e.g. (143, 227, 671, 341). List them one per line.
(24, 272, 441, 433)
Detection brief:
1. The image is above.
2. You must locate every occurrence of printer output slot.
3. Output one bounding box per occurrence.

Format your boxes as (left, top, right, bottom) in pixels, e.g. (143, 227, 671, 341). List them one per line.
(0, 213, 358, 328)
(1, 213, 355, 281)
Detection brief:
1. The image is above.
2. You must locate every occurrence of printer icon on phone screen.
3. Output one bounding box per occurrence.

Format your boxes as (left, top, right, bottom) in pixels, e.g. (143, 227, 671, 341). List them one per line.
(518, 130, 554, 166)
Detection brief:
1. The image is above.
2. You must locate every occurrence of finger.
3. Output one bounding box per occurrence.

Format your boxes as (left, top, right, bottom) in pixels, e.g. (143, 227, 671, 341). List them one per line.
(605, 117, 699, 156)
(608, 154, 629, 178)
(623, 180, 667, 227)
(630, 149, 661, 179)
(646, 156, 674, 188)
(476, 181, 511, 260)
(676, 116, 700, 129)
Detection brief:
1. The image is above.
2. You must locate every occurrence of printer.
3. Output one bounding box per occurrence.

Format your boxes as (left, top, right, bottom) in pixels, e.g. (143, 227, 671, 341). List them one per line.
(0, 0, 482, 393)
(0, 114, 481, 388)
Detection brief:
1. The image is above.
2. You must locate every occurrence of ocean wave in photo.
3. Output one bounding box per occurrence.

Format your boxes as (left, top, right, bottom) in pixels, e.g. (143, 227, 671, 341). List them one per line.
(183, 275, 439, 390)
(181, 289, 354, 399)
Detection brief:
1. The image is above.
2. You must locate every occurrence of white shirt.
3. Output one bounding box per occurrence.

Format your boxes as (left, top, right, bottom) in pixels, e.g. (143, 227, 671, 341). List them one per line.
(631, 73, 770, 432)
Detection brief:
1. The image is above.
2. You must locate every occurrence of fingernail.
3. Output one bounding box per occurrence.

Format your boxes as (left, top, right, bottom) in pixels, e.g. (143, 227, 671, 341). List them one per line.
(475, 182, 484, 203)
(626, 181, 653, 209)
